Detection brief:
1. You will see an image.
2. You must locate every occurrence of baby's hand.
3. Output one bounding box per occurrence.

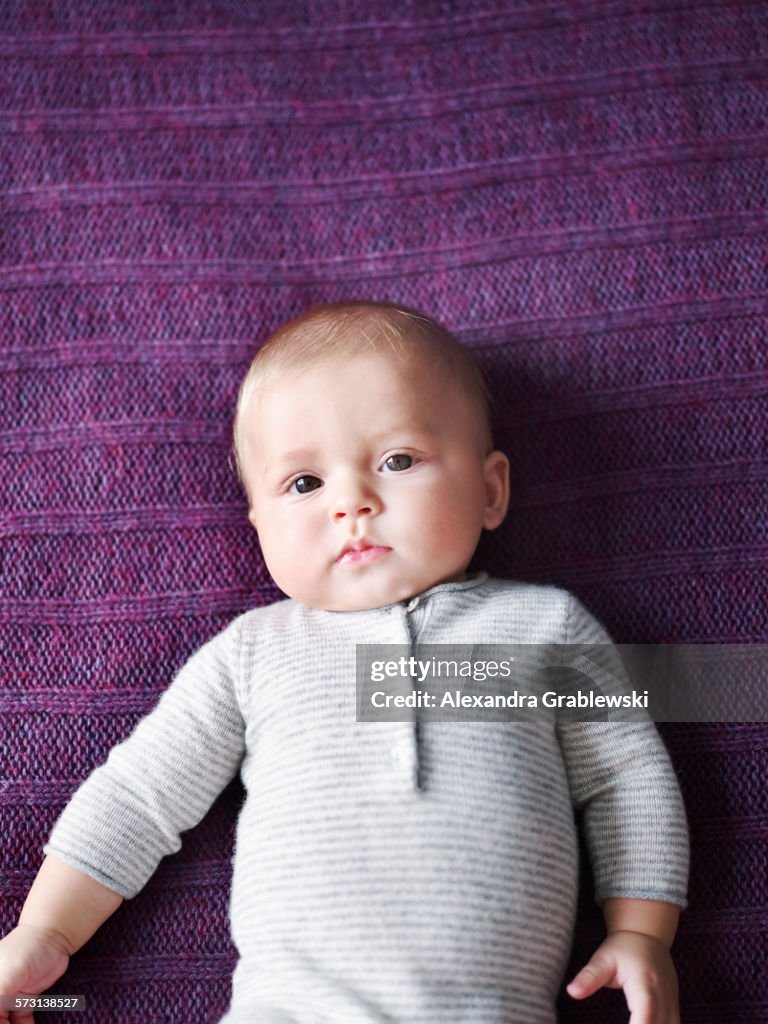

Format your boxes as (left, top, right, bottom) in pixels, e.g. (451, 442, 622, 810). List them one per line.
(0, 925, 70, 1024)
(566, 929, 679, 1024)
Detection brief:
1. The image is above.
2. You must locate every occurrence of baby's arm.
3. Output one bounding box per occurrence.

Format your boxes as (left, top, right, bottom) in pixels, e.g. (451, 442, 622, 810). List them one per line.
(567, 897, 680, 1024)
(557, 595, 689, 1024)
(558, 713, 687, 1024)
(44, 621, 246, 899)
(0, 856, 122, 1023)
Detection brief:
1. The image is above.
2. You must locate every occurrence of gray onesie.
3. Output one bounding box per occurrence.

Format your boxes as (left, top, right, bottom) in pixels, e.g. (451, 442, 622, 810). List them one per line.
(46, 573, 689, 1023)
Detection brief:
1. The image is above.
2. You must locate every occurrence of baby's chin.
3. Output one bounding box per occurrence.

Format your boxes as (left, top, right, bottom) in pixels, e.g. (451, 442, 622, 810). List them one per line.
(284, 572, 470, 613)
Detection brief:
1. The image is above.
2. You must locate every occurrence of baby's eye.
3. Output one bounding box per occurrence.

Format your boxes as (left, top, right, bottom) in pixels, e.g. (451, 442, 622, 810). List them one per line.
(291, 475, 322, 494)
(383, 453, 413, 472)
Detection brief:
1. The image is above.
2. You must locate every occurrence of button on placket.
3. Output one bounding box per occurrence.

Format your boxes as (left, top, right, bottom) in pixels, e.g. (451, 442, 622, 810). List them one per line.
(385, 598, 429, 792)
(388, 721, 419, 791)
(391, 733, 414, 769)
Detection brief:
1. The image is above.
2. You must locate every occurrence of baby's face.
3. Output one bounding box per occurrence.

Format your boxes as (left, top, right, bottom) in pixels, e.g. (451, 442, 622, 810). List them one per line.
(242, 349, 509, 611)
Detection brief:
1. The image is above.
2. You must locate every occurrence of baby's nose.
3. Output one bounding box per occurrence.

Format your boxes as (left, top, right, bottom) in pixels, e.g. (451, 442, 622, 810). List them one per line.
(331, 480, 382, 520)
(334, 502, 375, 521)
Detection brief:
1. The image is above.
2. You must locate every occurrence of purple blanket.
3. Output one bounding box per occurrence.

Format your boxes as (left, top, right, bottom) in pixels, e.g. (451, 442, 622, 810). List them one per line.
(2, 2, 767, 1021)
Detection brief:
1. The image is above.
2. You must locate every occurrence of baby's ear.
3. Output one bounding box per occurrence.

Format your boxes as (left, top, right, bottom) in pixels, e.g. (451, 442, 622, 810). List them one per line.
(482, 450, 510, 530)
(247, 508, 260, 533)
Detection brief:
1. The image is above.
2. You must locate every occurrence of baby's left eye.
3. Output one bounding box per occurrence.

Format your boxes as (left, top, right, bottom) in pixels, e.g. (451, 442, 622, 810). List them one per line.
(383, 454, 413, 472)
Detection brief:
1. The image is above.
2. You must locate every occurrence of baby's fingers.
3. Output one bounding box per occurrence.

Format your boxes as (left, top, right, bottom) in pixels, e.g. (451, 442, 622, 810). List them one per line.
(10, 1012, 35, 1024)
(566, 953, 618, 1000)
(627, 989, 679, 1024)
(625, 983, 655, 1024)
(625, 971, 680, 1024)
(1, 1001, 34, 1024)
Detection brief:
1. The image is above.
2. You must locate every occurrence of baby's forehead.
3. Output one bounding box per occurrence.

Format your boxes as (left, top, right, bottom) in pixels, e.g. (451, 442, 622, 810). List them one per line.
(277, 338, 427, 378)
(256, 344, 439, 405)
(249, 348, 486, 454)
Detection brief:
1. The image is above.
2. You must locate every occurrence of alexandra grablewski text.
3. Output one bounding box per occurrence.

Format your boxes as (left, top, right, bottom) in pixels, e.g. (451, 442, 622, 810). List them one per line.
(369, 688, 649, 711)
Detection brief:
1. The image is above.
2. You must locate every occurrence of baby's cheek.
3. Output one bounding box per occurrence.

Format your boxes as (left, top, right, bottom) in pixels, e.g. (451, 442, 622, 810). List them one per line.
(260, 531, 316, 601)
(421, 500, 481, 560)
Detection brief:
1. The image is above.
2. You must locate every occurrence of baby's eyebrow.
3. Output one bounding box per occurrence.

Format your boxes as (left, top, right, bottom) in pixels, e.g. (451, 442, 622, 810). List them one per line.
(370, 423, 432, 444)
(263, 447, 317, 478)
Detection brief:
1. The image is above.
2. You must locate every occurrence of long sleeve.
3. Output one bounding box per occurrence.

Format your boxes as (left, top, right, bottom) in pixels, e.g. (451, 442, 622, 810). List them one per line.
(556, 596, 689, 908)
(45, 618, 246, 899)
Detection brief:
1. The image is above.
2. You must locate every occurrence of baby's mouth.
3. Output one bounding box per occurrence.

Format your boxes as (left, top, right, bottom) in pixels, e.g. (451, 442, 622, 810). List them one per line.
(335, 541, 392, 567)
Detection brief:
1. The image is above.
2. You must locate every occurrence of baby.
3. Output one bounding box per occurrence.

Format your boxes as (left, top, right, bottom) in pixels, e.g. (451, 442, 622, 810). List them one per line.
(0, 302, 688, 1024)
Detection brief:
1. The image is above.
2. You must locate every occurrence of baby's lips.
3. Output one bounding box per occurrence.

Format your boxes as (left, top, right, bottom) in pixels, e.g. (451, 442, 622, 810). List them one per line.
(335, 543, 391, 566)
(335, 537, 375, 560)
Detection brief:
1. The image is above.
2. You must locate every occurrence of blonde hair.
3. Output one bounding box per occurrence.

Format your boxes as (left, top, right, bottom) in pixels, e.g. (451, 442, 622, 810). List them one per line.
(232, 301, 492, 498)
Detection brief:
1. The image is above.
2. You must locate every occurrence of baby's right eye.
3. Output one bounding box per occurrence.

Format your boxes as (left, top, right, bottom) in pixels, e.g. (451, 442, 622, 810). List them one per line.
(291, 475, 322, 494)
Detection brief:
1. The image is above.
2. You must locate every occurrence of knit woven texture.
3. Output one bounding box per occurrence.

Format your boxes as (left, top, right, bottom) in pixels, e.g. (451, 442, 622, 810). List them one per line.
(1, 2, 766, 1022)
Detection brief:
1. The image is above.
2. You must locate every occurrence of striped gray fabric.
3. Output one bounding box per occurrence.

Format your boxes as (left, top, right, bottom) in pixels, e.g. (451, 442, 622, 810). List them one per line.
(45, 574, 688, 1024)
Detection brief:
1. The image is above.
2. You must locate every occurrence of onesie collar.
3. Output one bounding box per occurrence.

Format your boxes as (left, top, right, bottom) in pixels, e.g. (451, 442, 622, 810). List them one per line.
(317, 572, 489, 618)
(405, 570, 488, 604)
(376, 570, 489, 615)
